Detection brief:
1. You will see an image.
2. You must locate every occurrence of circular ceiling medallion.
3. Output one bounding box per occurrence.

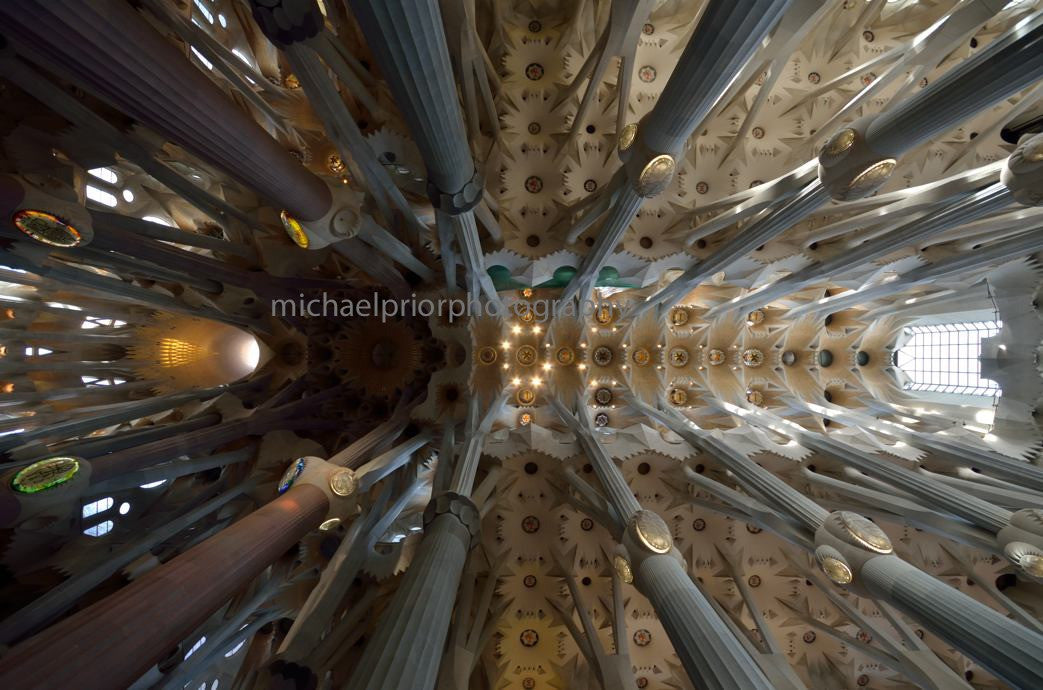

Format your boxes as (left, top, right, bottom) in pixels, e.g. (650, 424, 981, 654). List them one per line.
(636, 154, 676, 197)
(845, 159, 896, 199)
(669, 307, 689, 326)
(746, 309, 766, 325)
(278, 458, 307, 494)
(280, 210, 309, 248)
(516, 388, 536, 406)
(631, 348, 651, 366)
(524, 175, 543, 193)
(618, 123, 638, 152)
(594, 387, 613, 405)
(741, 348, 765, 367)
(820, 127, 857, 165)
(521, 515, 540, 533)
(820, 556, 853, 584)
(11, 456, 80, 494)
(12, 210, 82, 247)
(613, 554, 634, 584)
(516, 345, 537, 366)
(633, 628, 652, 646)
(329, 468, 357, 497)
(669, 388, 688, 406)
(595, 304, 614, 324)
(477, 346, 498, 365)
(555, 347, 575, 365)
(838, 512, 893, 553)
(519, 628, 539, 646)
(519, 412, 533, 426)
(781, 350, 797, 366)
(707, 348, 726, 366)
(638, 65, 657, 83)
(633, 510, 672, 553)
(746, 389, 764, 406)
(594, 412, 610, 427)
(524, 63, 544, 81)
(669, 347, 689, 367)
(592, 346, 613, 366)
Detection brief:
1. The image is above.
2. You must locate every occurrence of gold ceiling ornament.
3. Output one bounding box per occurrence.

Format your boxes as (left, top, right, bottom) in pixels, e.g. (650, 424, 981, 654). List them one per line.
(636, 154, 676, 197)
(632, 510, 672, 554)
(519, 412, 533, 426)
(280, 210, 310, 248)
(594, 387, 613, 405)
(516, 345, 537, 366)
(592, 346, 613, 366)
(595, 304, 614, 324)
(618, 123, 638, 152)
(329, 468, 358, 497)
(837, 511, 893, 553)
(477, 346, 498, 365)
(819, 127, 857, 165)
(746, 309, 766, 326)
(283, 73, 301, 89)
(518, 305, 535, 322)
(12, 209, 82, 247)
(844, 159, 897, 199)
(516, 388, 536, 405)
(319, 517, 342, 531)
(521, 287, 534, 298)
(707, 348, 726, 366)
(741, 348, 765, 368)
(631, 348, 651, 366)
(669, 307, 689, 326)
(820, 556, 853, 584)
(669, 347, 689, 367)
(614, 554, 634, 584)
(669, 388, 688, 406)
(326, 152, 345, 174)
(745, 389, 764, 406)
(555, 346, 575, 365)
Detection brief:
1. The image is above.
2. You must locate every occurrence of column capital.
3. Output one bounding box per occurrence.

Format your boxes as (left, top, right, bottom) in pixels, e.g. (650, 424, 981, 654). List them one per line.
(277, 455, 360, 526)
(423, 491, 481, 547)
(618, 121, 679, 198)
(817, 117, 895, 201)
(1001, 132, 1043, 206)
(426, 167, 484, 215)
(248, 0, 324, 46)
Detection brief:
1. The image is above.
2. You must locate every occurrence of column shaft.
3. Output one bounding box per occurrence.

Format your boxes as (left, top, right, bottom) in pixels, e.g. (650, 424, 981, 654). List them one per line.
(0, 485, 328, 690)
(0, 0, 332, 221)
(862, 555, 1043, 688)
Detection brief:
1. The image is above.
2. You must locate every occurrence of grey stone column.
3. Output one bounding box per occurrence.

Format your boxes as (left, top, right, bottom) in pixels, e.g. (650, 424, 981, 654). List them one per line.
(561, 0, 792, 302)
(634, 554, 772, 690)
(344, 496, 479, 690)
(860, 555, 1043, 688)
(716, 181, 1014, 317)
(552, 400, 773, 688)
(0, 0, 333, 222)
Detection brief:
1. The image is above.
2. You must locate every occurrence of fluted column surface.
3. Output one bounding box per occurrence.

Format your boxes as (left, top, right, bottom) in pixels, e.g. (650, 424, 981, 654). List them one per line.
(862, 555, 1043, 688)
(347, 0, 473, 193)
(643, 0, 793, 153)
(344, 513, 471, 690)
(868, 15, 1043, 155)
(637, 555, 772, 690)
(0, 0, 332, 221)
(0, 485, 328, 690)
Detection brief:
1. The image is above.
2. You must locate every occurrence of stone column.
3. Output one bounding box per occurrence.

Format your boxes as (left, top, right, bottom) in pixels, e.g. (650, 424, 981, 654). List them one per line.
(815, 512, 1043, 689)
(0, 484, 329, 690)
(560, 0, 792, 303)
(0, 0, 333, 222)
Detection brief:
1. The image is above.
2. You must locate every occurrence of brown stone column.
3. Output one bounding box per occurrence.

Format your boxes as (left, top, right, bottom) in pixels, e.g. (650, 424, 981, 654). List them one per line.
(0, 485, 328, 690)
(0, 0, 332, 221)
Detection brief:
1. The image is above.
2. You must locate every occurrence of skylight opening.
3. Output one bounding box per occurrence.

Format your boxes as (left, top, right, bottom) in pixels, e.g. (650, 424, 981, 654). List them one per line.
(87, 167, 118, 184)
(895, 321, 1001, 397)
(82, 497, 113, 518)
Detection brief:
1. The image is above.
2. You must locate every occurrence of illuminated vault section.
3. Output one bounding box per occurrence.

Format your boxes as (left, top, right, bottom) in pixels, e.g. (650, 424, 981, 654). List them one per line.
(895, 320, 1002, 397)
